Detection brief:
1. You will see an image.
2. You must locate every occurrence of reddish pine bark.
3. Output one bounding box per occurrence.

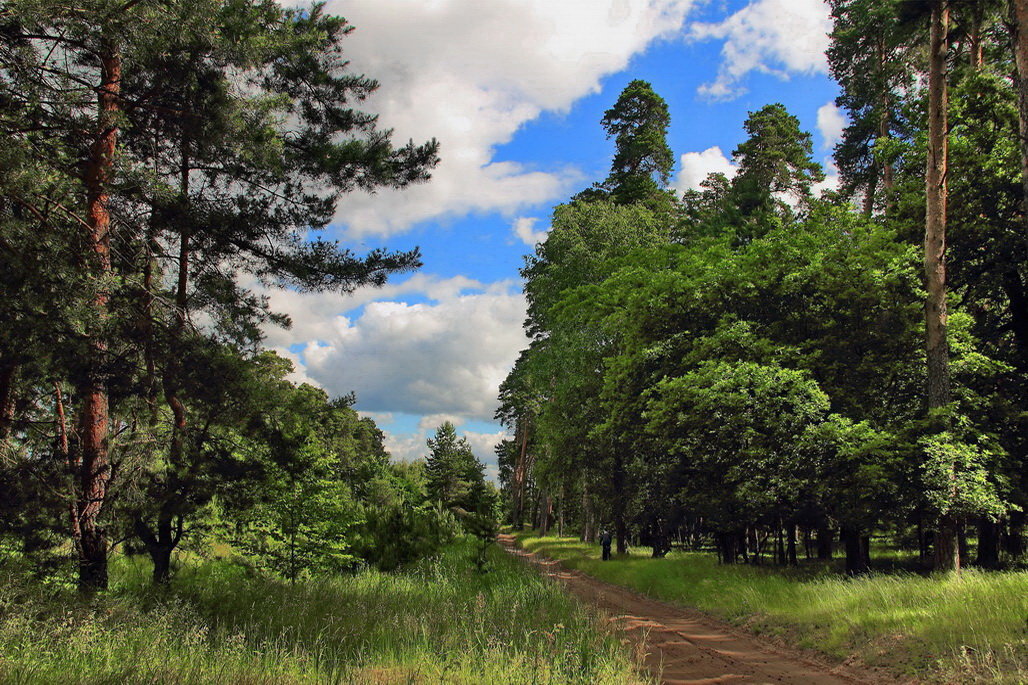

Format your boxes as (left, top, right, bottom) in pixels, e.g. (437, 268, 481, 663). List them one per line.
(76, 37, 121, 593)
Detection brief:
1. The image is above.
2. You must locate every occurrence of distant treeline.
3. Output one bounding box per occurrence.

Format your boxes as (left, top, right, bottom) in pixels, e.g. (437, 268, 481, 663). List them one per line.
(497, 1, 1028, 575)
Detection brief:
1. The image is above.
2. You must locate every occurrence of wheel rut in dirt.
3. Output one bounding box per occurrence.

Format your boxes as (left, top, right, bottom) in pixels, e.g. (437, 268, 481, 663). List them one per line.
(499, 534, 902, 685)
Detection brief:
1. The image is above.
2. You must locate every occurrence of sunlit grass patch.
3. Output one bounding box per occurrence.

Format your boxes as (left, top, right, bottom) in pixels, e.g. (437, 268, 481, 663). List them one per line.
(0, 538, 646, 684)
(516, 532, 1028, 682)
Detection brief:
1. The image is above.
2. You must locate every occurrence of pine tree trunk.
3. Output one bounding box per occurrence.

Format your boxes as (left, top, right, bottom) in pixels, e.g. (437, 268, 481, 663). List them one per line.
(650, 517, 669, 558)
(613, 454, 627, 555)
(925, 1, 958, 574)
(967, 2, 985, 70)
(1013, 0, 1028, 198)
(717, 532, 738, 564)
(842, 526, 869, 575)
(976, 518, 1000, 569)
(557, 484, 565, 537)
(816, 526, 833, 560)
(513, 420, 529, 529)
(925, 0, 951, 414)
(862, 168, 878, 216)
(55, 385, 82, 561)
(0, 362, 16, 442)
(878, 78, 895, 203)
(150, 545, 172, 585)
(539, 493, 551, 535)
(76, 36, 122, 593)
(935, 516, 960, 572)
(580, 484, 591, 541)
(1008, 2, 1028, 364)
(163, 144, 191, 492)
(919, 520, 932, 565)
(615, 512, 627, 556)
(787, 523, 798, 566)
(1004, 510, 1026, 558)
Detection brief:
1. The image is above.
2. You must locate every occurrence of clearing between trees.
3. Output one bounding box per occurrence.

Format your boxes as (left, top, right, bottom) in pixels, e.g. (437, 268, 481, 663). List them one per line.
(500, 534, 884, 685)
(508, 533, 1028, 684)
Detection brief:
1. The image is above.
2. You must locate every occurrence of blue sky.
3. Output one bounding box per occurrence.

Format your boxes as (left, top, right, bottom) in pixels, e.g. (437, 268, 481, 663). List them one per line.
(262, 0, 845, 477)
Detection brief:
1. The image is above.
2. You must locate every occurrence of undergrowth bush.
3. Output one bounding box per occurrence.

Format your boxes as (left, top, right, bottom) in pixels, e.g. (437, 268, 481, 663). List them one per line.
(354, 502, 461, 571)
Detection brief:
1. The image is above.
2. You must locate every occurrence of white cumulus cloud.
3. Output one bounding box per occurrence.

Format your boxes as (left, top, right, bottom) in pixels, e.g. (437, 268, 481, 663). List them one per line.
(512, 217, 550, 247)
(261, 274, 526, 475)
(266, 278, 528, 423)
(463, 429, 509, 481)
(325, 0, 700, 236)
(382, 431, 426, 464)
(417, 414, 467, 431)
(261, 273, 485, 349)
(690, 0, 831, 100)
(816, 101, 847, 151)
(673, 146, 738, 194)
(359, 411, 395, 426)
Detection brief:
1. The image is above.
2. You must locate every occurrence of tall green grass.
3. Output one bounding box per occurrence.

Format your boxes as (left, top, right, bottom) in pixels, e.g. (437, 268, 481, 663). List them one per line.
(517, 533, 1028, 682)
(0, 539, 645, 684)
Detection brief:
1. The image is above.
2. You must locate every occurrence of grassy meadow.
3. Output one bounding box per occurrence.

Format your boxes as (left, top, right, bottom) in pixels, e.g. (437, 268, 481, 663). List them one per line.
(0, 539, 645, 684)
(516, 533, 1028, 682)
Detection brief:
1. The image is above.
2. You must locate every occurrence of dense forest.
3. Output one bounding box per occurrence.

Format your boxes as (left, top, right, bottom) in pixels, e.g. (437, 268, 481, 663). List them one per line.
(4, 0, 1028, 682)
(0, 0, 500, 594)
(497, 0, 1028, 576)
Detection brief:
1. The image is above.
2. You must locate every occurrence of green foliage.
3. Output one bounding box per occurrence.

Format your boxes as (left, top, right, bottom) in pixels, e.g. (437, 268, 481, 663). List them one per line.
(0, 0, 442, 589)
(731, 103, 825, 217)
(233, 474, 362, 580)
(222, 379, 464, 578)
(501, 70, 1021, 577)
(827, 0, 916, 207)
(357, 503, 461, 572)
(523, 200, 669, 335)
(597, 79, 675, 205)
(415, 422, 499, 570)
(644, 361, 831, 530)
(918, 422, 1008, 521)
(424, 421, 491, 515)
(801, 416, 901, 531)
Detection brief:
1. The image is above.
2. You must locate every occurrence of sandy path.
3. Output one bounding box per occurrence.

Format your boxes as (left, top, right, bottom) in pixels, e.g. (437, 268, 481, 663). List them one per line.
(499, 534, 901, 685)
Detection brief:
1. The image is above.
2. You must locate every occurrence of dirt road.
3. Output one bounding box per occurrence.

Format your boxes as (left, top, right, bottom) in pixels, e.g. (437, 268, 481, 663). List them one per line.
(499, 534, 899, 685)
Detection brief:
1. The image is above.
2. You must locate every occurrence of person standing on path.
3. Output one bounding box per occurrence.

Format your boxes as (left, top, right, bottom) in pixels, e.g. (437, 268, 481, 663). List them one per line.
(600, 528, 612, 560)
